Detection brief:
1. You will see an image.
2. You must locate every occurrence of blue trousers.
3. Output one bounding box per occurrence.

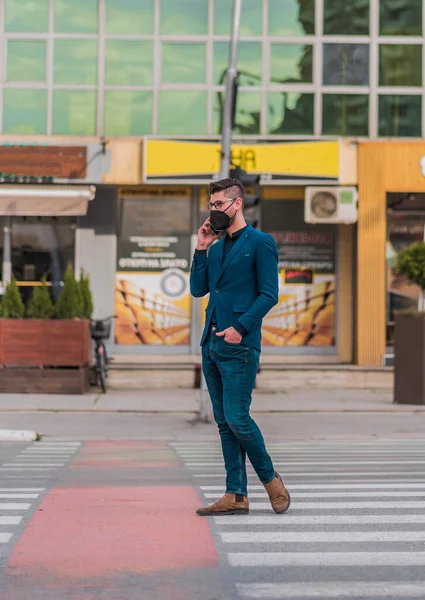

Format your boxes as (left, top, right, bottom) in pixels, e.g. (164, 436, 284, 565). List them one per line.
(202, 326, 276, 496)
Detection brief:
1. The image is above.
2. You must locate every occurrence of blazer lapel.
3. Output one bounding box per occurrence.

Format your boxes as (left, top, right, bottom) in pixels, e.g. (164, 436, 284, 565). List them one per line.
(216, 226, 253, 283)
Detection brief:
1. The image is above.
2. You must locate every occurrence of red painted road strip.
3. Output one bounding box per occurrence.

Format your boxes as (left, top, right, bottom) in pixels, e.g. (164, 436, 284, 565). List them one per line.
(6, 487, 218, 580)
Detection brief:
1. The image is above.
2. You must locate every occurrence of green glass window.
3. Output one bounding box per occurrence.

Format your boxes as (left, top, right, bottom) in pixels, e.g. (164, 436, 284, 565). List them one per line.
(324, 0, 369, 35)
(106, 0, 154, 34)
(379, 95, 422, 137)
(323, 44, 369, 85)
(7, 40, 46, 82)
(5, 0, 49, 32)
(322, 94, 369, 136)
(269, 0, 315, 36)
(104, 91, 153, 136)
(380, 0, 422, 35)
(214, 0, 262, 35)
(270, 45, 313, 84)
(105, 41, 153, 86)
(54, 40, 97, 85)
(160, 0, 208, 35)
(214, 91, 261, 135)
(379, 45, 422, 87)
(268, 92, 314, 134)
(52, 91, 97, 135)
(214, 42, 262, 86)
(157, 91, 207, 135)
(54, 0, 98, 33)
(3, 89, 47, 134)
(162, 43, 206, 84)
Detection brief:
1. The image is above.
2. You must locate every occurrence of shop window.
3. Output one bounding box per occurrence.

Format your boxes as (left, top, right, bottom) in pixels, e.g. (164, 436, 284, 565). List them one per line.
(214, 42, 262, 87)
(160, 0, 208, 35)
(53, 90, 97, 136)
(161, 43, 206, 84)
(7, 40, 46, 83)
(322, 94, 369, 136)
(324, 0, 369, 35)
(380, 0, 422, 36)
(214, 0, 263, 35)
(268, 0, 315, 36)
(54, 0, 98, 33)
(214, 91, 261, 135)
(54, 40, 98, 85)
(3, 89, 47, 135)
(270, 44, 313, 84)
(267, 92, 314, 135)
(5, 0, 49, 32)
(323, 44, 369, 86)
(378, 95, 422, 137)
(157, 91, 207, 135)
(104, 91, 153, 136)
(105, 40, 154, 86)
(105, 0, 154, 35)
(379, 45, 422, 87)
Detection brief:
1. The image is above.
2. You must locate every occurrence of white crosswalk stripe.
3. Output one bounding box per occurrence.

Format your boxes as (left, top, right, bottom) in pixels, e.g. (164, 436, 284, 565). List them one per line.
(172, 440, 425, 599)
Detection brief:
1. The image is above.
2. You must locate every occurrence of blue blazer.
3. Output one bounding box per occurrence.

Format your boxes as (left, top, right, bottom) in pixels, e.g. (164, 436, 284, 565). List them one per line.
(190, 225, 279, 351)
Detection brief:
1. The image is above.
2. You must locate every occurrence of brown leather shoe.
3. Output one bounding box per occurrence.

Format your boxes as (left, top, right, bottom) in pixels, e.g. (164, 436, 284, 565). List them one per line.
(263, 472, 291, 514)
(196, 493, 249, 516)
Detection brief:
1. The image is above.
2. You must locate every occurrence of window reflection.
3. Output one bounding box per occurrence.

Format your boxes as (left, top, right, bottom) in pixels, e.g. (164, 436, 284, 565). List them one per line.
(269, 0, 315, 35)
(214, 91, 261, 135)
(3, 89, 47, 134)
(322, 94, 369, 136)
(5, 0, 49, 32)
(214, 42, 262, 86)
(105, 41, 153, 86)
(270, 44, 313, 84)
(54, 40, 98, 85)
(162, 43, 206, 84)
(268, 92, 314, 135)
(379, 95, 422, 137)
(214, 0, 263, 35)
(324, 0, 369, 35)
(160, 0, 208, 35)
(54, 0, 98, 33)
(323, 44, 369, 86)
(380, 0, 422, 35)
(106, 0, 154, 35)
(7, 40, 46, 82)
(104, 91, 153, 136)
(158, 91, 207, 135)
(53, 90, 97, 136)
(379, 45, 422, 87)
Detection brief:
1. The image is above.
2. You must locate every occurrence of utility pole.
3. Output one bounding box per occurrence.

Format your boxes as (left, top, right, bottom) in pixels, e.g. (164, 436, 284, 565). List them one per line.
(198, 0, 242, 423)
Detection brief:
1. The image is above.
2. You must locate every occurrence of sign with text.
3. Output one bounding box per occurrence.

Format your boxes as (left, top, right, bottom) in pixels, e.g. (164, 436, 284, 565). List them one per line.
(0, 145, 87, 179)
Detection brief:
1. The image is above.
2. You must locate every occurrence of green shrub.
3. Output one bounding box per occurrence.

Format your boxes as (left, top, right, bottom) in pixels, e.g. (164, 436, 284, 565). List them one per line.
(396, 241, 425, 293)
(55, 265, 83, 319)
(79, 268, 94, 319)
(0, 276, 25, 319)
(27, 276, 54, 319)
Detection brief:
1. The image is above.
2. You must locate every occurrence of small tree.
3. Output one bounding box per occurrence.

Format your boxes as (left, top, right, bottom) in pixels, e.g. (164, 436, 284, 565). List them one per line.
(55, 265, 83, 319)
(79, 268, 94, 319)
(27, 276, 54, 319)
(0, 276, 25, 319)
(396, 241, 425, 303)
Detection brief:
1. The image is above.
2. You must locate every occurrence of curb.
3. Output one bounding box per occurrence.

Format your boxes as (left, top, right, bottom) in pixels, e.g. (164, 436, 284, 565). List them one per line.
(0, 429, 40, 442)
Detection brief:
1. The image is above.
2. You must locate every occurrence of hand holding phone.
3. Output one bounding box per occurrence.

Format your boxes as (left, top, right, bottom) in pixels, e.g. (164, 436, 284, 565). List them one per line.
(197, 218, 218, 251)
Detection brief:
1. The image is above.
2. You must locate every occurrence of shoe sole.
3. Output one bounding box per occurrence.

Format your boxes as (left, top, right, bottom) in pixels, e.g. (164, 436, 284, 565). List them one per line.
(273, 491, 291, 514)
(197, 508, 249, 516)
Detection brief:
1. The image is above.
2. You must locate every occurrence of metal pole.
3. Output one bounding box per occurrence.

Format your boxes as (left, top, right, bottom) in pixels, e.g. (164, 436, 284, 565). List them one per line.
(219, 0, 242, 178)
(2, 216, 12, 286)
(199, 0, 242, 423)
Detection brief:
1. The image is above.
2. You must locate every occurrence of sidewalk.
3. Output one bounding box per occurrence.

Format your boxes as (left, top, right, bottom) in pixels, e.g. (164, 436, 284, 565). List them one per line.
(0, 388, 424, 413)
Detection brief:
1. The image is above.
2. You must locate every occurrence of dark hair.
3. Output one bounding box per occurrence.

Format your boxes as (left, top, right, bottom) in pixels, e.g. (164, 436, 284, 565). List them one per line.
(209, 177, 245, 202)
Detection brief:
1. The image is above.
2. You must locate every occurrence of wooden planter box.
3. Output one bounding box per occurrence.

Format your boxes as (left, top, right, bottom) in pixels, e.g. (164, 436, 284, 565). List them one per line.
(0, 319, 92, 394)
(394, 312, 425, 405)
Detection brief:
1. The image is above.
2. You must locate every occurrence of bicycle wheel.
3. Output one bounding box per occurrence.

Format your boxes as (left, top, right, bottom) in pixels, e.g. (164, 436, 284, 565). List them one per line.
(97, 344, 108, 393)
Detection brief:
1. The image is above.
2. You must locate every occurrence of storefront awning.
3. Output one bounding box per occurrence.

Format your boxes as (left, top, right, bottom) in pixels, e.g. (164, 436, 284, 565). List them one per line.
(0, 185, 96, 216)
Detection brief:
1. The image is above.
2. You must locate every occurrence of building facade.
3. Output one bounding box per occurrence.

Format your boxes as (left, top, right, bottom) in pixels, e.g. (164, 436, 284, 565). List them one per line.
(1, 0, 425, 366)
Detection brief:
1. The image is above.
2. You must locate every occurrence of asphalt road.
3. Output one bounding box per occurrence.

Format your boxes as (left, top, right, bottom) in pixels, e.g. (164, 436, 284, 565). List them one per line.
(1, 437, 425, 599)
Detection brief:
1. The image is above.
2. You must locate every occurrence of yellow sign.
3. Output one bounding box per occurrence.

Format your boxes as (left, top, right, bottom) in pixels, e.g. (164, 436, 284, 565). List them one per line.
(144, 139, 340, 182)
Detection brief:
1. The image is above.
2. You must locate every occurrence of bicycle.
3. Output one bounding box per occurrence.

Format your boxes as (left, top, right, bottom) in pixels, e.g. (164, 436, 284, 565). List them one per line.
(90, 315, 116, 393)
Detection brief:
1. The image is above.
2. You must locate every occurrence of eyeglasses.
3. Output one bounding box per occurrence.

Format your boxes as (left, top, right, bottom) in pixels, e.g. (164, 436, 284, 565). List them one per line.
(207, 197, 238, 211)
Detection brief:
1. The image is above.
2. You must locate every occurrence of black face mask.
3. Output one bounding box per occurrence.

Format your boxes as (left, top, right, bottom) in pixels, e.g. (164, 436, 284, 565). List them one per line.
(210, 200, 237, 233)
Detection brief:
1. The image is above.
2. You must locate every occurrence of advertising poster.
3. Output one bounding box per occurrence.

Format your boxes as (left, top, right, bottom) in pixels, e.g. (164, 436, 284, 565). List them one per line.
(115, 189, 191, 346)
(262, 199, 336, 347)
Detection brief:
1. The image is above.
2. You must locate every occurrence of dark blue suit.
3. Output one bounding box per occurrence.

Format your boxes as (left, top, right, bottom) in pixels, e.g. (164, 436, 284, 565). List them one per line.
(190, 225, 279, 497)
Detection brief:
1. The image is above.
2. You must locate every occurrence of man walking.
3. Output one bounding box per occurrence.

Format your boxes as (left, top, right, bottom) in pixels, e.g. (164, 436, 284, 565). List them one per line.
(190, 177, 291, 516)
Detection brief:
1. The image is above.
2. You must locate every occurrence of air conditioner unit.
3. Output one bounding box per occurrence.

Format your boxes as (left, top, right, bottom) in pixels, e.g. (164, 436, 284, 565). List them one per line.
(305, 187, 358, 224)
